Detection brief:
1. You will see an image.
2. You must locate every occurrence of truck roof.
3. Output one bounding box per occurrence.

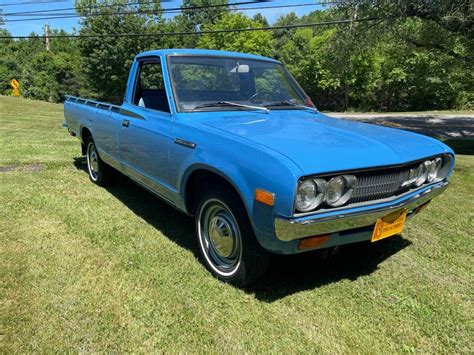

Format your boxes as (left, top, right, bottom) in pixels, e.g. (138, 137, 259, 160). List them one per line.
(135, 48, 280, 63)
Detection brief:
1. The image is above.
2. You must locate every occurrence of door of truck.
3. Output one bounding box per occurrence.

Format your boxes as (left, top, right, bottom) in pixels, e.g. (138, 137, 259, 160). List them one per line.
(118, 58, 174, 202)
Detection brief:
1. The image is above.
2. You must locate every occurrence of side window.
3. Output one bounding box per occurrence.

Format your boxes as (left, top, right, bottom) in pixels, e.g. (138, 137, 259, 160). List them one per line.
(133, 60, 170, 113)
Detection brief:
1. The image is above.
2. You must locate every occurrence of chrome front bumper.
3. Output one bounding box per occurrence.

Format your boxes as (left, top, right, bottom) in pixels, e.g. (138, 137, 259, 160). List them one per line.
(275, 180, 449, 241)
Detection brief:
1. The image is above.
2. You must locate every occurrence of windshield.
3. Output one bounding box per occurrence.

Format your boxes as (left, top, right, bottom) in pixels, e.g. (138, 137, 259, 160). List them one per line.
(168, 55, 313, 112)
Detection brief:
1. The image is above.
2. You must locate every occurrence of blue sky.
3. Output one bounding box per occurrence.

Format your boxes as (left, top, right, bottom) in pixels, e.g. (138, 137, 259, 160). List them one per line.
(1, 0, 325, 36)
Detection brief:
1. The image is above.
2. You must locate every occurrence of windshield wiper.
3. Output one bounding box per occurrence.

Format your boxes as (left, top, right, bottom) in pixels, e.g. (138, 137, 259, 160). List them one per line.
(193, 101, 269, 113)
(264, 100, 318, 113)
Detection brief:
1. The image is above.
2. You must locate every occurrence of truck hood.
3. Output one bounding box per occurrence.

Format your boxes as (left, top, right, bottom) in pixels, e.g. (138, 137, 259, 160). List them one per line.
(198, 110, 450, 175)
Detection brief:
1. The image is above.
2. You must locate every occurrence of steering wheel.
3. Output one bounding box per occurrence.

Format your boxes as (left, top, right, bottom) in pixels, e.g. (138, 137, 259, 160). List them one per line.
(248, 91, 273, 103)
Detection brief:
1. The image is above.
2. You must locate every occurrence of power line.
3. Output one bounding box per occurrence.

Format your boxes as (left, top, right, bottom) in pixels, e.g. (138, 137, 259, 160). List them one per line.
(2, 2, 340, 22)
(2, 2, 254, 20)
(0, 17, 386, 39)
(3, 0, 253, 16)
(1, 0, 192, 14)
(0, 0, 68, 6)
(5, 1, 339, 17)
(1, 0, 151, 15)
(0, 1, 257, 22)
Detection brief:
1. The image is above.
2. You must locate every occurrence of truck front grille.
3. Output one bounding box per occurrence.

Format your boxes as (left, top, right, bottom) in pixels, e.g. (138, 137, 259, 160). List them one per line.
(350, 165, 416, 204)
(294, 154, 452, 217)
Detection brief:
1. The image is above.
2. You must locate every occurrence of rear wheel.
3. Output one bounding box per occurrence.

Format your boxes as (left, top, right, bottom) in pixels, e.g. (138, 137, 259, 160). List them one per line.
(86, 137, 115, 186)
(195, 186, 269, 286)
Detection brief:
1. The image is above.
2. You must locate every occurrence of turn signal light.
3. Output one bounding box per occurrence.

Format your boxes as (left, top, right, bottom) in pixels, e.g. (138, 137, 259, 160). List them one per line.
(255, 189, 275, 206)
(298, 234, 330, 251)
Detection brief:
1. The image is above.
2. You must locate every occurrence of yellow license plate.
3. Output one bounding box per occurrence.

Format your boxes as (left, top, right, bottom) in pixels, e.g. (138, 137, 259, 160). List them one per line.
(371, 210, 407, 242)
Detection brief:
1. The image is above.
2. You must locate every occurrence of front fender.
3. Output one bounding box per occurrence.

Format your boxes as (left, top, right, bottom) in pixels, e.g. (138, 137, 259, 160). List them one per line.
(170, 119, 303, 252)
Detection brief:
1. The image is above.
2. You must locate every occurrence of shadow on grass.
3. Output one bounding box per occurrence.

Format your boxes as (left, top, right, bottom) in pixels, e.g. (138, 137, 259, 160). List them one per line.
(74, 156, 412, 301)
(73, 157, 196, 252)
(246, 237, 411, 302)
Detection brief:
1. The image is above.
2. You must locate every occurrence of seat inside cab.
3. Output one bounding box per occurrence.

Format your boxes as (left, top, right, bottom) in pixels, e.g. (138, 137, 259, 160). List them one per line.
(137, 88, 170, 112)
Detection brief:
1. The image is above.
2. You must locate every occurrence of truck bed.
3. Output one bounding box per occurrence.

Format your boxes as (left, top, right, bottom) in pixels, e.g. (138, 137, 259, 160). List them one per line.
(63, 95, 122, 137)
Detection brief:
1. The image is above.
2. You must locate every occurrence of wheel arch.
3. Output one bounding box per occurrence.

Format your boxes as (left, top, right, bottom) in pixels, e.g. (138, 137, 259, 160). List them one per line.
(181, 164, 250, 218)
(80, 126, 93, 155)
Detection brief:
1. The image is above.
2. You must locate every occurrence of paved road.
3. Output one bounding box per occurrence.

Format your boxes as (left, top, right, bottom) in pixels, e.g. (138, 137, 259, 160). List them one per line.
(325, 112, 474, 140)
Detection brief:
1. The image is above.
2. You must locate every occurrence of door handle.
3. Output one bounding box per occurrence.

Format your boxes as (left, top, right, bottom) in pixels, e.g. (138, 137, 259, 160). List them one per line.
(122, 119, 130, 127)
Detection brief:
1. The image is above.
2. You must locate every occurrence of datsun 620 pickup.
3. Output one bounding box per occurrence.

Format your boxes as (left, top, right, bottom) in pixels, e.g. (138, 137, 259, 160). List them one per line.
(64, 49, 455, 286)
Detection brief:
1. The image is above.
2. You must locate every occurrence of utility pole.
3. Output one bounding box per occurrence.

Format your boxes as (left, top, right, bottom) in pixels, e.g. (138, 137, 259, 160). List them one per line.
(43, 23, 50, 51)
(349, 2, 359, 32)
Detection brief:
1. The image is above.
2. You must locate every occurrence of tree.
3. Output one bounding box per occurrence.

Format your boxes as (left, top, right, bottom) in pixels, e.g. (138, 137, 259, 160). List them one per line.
(252, 13, 269, 27)
(273, 2, 473, 111)
(1, 0, 471, 111)
(333, 0, 473, 109)
(181, 0, 229, 30)
(365, 0, 472, 39)
(21, 51, 59, 102)
(0, 30, 19, 95)
(278, 27, 342, 110)
(76, 0, 166, 103)
(198, 13, 275, 57)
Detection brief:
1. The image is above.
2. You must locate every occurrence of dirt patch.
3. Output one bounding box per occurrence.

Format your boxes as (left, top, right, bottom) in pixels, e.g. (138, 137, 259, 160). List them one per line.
(0, 164, 44, 173)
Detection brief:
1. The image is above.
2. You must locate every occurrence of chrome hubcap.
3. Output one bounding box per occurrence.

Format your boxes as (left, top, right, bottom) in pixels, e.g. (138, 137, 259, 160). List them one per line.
(199, 200, 241, 274)
(208, 215, 235, 258)
(87, 142, 99, 180)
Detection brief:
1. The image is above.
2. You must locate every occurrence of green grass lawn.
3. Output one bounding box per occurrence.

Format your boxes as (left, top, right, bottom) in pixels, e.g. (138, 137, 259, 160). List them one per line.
(1, 96, 473, 352)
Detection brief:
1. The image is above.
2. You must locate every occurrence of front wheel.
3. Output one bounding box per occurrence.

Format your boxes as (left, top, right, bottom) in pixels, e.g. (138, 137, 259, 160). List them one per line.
(195, 186, 269, 286)
(86, 137, 115, 187)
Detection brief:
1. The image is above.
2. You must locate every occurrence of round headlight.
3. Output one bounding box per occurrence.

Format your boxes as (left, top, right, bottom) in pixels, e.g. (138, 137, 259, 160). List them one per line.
(414, 160, 431, 187)
(325, 175, 357, 207)
(295, 179, 325, 212)
(427, 157, 442, 182)
(326, 176, 345, 206)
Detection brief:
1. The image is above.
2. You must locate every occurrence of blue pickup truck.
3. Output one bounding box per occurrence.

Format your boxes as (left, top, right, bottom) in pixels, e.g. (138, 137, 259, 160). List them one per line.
(64, 49, 454, 285)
